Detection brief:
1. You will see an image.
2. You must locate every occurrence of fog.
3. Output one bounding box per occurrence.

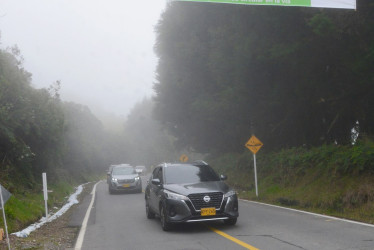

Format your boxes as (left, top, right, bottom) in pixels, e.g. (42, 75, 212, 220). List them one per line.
(0, 0, 166, 118)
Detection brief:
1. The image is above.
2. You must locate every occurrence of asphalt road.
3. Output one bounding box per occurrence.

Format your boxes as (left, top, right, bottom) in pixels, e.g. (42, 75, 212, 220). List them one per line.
(74, 180, 374, 250)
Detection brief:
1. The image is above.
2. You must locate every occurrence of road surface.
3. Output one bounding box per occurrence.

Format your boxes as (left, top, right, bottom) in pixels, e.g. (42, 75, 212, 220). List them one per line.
(73, 181, 374, 250)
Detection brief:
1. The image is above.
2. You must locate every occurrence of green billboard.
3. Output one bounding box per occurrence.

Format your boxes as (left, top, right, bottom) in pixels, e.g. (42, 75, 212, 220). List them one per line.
(174, 0, 356, 9)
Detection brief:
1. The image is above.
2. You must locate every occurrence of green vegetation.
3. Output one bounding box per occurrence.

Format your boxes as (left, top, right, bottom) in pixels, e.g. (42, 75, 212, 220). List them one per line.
(1, 0, 374, 234)
(0, 43, 113, 231)
(0, 39, 188, 232)
(209, 138, 374, 224)
(0, 172, 102, 233)
(1, 181, 75, 232)
(154, 0, 374, 153)
(150, 0, 374, 224)
(123, 99, 186, 165)
(0, 45, 110, 184)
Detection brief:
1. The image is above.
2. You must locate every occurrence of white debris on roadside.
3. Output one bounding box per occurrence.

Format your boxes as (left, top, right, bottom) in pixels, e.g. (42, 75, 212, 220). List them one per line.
(12, 184, 85, 238)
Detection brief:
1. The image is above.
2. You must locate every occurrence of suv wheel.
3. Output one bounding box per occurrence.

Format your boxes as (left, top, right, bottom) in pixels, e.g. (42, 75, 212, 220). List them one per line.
(145, 198, 155, 219)
(224, 218, 237, 225)
(160, 205, 172, 231)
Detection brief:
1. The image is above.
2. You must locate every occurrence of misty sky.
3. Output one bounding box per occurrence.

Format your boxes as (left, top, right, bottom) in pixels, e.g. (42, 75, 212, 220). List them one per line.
(0, 0, 166, 117)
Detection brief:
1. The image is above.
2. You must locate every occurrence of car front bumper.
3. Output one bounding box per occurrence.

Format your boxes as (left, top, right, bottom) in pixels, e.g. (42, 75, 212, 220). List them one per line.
(109, 180, 142, 191)
(163, 195, 239, 223)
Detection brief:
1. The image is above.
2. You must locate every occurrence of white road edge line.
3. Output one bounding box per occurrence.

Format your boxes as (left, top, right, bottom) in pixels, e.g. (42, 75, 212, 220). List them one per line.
(239, 199, 374, 228)
(74, 181, 100, 250)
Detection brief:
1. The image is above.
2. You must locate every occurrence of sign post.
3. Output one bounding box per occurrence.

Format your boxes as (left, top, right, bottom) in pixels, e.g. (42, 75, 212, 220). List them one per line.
(245, 135, 263, 197)
(0, 184, 11, 249)
(42, 173, 48, 220)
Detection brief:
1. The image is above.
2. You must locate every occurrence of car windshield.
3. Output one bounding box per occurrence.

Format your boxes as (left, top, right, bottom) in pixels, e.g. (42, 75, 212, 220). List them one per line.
(164, 164, 220, 184)
(112, 167, 135, 175)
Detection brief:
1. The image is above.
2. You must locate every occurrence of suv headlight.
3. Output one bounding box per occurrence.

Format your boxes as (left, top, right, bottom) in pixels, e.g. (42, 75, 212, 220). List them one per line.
(224, 190, 236, 198)
(164, 190, 188, 201)
(111, 177, 118, 182)
(135, 176, 140, 181)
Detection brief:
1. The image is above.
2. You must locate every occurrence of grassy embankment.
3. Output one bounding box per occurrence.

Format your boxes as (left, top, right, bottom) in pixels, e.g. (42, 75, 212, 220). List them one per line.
(0, 174, 102, 233)
(210, 138, 374, 224)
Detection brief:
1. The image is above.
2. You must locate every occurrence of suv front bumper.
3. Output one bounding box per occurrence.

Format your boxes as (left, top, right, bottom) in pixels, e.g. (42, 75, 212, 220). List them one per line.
(163, 195, 238, 223)
(109, 180, 141, 191)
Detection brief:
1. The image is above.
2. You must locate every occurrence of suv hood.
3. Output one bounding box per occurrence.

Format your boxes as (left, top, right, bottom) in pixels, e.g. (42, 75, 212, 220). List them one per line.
(164, 181, 230, 196)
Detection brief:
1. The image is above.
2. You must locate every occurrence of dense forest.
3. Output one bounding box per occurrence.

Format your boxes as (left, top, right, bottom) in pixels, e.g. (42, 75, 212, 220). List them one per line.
(2, 1, 374, 233)
(153, 0, 374, 155)
(121, 98, 190, 166)
(0, 44, 111, 188)
(0, 41, 181, 192)
(2, 0, 373, 191)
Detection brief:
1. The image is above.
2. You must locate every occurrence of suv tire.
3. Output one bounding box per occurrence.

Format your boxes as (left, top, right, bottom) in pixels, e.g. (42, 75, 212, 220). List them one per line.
(145, 198, 155, 219)
(160, 204, 172, 231)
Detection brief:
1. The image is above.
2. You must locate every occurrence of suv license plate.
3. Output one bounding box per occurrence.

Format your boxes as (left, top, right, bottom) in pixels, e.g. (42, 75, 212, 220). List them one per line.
(201, 207, 216, 216)
(122, 184, 130, 188)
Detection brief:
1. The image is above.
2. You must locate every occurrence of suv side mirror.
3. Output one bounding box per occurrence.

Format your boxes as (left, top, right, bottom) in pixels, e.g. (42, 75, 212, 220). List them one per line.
(220, 175, 227, 181)
(151, 178, 161, 185)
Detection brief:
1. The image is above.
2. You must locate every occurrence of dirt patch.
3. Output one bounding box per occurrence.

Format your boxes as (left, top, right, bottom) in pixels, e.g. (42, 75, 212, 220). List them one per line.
(0, 182, 95, 250)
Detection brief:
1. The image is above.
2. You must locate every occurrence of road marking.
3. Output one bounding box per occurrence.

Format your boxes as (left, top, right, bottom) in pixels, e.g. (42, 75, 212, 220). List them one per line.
(240, 199, 374, 228)
(74, 181, 100, 250)
(207, 226, 260, 250)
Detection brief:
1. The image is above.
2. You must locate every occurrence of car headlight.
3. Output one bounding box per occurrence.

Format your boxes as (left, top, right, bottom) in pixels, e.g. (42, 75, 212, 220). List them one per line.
(164, 190, 188, 201)
(135, 176, 140, 181)
(224, 190, 236, 198)
(111, 177, 117, 182)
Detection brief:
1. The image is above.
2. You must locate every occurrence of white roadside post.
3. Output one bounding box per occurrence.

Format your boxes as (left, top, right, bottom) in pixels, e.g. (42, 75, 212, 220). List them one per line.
(245, 135, 263, 197)
(42, 173, 48, 220)
(0, 185, 11, 250)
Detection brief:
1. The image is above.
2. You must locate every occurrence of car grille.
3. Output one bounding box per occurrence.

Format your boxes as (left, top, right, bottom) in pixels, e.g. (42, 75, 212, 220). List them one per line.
(117, 179, 135, 184)
(187, 192, 223, 210)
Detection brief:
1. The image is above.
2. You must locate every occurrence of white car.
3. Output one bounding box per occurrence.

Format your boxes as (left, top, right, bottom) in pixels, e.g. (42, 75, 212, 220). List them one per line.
(135, 166, 146, 175)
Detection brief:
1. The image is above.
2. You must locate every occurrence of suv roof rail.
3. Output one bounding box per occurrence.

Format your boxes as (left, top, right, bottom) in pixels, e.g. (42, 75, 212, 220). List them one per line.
(192, 160, 208, 165)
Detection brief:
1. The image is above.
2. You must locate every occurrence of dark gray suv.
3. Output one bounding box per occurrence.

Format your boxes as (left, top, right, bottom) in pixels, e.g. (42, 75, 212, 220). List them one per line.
(144, 161, 238, 231)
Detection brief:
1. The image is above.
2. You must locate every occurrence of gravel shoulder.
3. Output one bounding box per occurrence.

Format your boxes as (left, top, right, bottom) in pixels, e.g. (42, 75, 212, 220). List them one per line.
(0, 182, 95, 250)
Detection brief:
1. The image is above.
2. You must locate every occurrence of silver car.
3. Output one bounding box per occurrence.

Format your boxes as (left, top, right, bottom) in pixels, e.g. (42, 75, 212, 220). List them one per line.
(108, 165, 142, 194)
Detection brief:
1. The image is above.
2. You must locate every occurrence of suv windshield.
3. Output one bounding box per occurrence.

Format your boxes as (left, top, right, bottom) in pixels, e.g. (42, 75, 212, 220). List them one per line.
(164, 164, 220, 184)
(112, 167, 135, 175)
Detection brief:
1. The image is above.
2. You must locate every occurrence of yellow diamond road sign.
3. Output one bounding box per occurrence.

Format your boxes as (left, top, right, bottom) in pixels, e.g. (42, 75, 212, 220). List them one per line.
(245, 135, 263, 154)
(180, 154, 188, 162)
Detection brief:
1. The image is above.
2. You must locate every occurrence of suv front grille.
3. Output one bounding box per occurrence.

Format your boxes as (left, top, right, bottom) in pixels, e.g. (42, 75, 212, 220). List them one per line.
(187, 192, 223, 211)
(118, 179, 135, 184)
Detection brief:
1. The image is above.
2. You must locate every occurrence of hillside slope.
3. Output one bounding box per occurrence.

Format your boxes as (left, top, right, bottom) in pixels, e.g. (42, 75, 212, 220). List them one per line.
(210, 139, 374, 224)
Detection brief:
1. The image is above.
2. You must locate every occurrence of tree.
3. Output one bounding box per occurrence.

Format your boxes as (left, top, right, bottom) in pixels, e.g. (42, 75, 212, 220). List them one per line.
(154, 1, 374, 155)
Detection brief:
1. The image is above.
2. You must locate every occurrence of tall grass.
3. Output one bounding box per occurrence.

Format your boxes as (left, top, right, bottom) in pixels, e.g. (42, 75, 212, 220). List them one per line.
(0, 181, 76, 232)
(0, 168, 102, 233)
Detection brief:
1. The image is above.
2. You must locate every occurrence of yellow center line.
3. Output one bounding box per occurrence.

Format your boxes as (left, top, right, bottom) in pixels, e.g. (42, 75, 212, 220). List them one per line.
(207, 226, 260, 250)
